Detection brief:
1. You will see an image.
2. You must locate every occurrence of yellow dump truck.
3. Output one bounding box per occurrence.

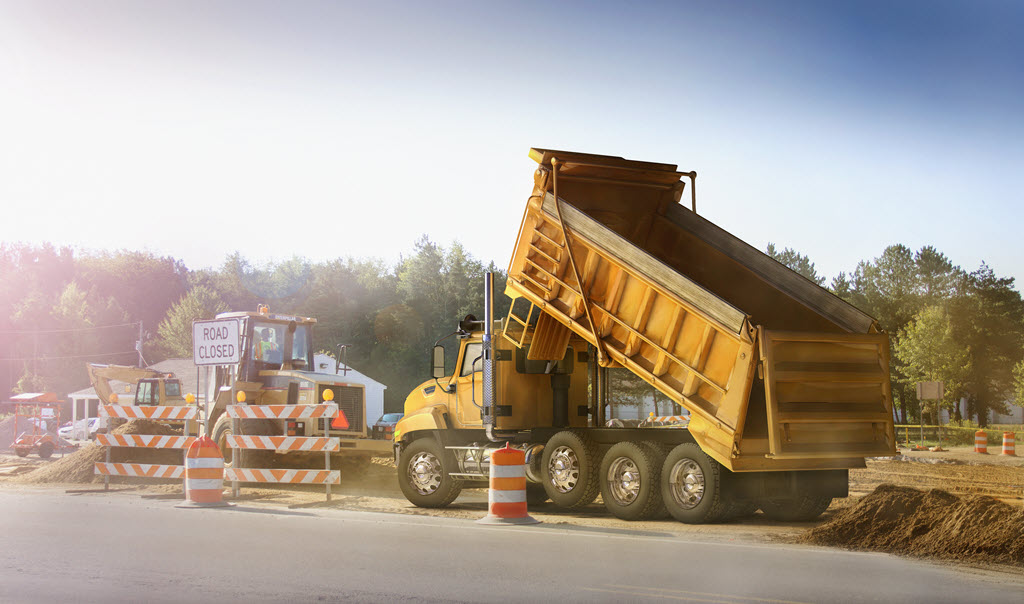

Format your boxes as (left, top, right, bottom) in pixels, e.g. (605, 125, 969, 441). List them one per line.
(395, 148, 895, 523)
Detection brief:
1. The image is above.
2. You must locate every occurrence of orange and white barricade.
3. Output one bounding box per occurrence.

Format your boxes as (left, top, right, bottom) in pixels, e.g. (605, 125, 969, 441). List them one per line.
(975, 430, 988, 454)
(224, 400, 341, 500)
(477, 443, 539, 525)
(1002, 432, 1016, 456)
(178, 435, 231, 507)
(94, 404, 199, 492)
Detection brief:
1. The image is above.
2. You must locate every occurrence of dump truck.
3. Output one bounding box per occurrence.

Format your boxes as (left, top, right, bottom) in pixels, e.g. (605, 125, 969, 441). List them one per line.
(200, 307, 392, 464)
(394, 148, 896, 523)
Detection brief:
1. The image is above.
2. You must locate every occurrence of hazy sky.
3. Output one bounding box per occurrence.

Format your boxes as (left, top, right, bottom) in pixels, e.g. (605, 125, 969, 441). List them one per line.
(1, 0, 1021, 287)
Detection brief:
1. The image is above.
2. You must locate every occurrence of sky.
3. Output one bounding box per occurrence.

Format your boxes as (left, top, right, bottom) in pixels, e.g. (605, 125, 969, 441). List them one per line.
(1, 0, 1022, 288)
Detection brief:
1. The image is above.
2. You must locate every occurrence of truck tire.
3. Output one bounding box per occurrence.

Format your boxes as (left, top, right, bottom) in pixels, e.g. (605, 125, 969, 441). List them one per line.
(660, 443, 728, 524)
(37, 442, 55, 459)
(599, 441, 664, 521)
(640, 441, 669, 519)
(211, 414, 275, 468)
(15, 448, 28, 458)
(758, 495, 832, 522)
(541, 431, 600, 509)
(398, 438, 463, 508)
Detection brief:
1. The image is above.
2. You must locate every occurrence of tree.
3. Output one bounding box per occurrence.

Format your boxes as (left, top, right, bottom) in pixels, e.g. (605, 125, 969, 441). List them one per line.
(895, 306, 969, 422)
(765, 243, 825, 285)
(154, 286, 230, 358)
(1013, 359, 1024, 410)
(948, 263, 1024, 426)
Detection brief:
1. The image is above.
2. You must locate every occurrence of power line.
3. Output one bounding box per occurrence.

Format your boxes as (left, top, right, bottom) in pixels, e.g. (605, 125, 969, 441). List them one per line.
(0, 350, 138, 362)
(0, 321, 141, 335)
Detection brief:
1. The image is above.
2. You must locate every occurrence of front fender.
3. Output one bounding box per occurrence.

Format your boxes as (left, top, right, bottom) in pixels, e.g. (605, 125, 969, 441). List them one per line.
(394, 404, 449, 444)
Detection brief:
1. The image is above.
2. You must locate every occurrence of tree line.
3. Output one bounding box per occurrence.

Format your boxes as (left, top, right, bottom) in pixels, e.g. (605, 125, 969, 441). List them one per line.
(768, 243, 1024, 426)
(2, 239, 1022, 423)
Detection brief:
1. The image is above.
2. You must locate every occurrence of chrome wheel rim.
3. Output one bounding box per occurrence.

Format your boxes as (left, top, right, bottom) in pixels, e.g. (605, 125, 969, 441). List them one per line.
(668, 459, 704, 509)
(409, 451, 443, 495)
(607, 456, 641, 505)
(548, 445, 580, 493)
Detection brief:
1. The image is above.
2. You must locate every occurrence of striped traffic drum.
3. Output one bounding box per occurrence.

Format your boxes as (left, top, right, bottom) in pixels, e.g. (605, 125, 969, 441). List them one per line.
(477, 443, 539, 525)
(178, 435, 232, 508)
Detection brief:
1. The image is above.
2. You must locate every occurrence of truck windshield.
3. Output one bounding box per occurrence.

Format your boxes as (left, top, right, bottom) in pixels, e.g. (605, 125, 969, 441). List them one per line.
(291, 325, 312, 369)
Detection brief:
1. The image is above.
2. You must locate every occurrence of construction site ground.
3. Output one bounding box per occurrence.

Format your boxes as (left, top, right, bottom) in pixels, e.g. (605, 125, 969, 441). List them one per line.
(2, 416, 1023, 575)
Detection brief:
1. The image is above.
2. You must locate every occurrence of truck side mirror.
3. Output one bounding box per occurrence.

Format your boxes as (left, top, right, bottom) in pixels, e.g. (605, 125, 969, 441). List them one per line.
(432, 345, 446, 379)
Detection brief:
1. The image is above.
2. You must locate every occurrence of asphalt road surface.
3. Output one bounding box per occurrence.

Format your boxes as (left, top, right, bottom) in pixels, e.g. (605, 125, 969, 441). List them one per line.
(1, 488, 1021, 603)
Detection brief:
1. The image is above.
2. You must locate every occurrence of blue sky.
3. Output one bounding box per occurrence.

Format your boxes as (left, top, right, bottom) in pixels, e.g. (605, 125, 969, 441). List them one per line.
(1, 0, 1021, 287)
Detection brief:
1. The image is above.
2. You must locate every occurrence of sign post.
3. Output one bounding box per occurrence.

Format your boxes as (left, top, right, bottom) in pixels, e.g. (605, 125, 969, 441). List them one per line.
(916, 381, 945, 448)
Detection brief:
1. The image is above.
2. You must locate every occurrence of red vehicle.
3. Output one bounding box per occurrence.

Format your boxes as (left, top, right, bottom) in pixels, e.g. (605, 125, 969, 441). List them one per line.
(11, 404, 75, 458)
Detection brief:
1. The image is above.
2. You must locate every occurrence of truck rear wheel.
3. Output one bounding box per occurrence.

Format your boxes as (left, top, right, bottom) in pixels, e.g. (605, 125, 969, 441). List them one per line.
(600, 441, 664, 520)
(661, 443, 728, 524)
(541, 431, 600, 509)
(758, 495, 832, 522)
(398, 438, 463, 508)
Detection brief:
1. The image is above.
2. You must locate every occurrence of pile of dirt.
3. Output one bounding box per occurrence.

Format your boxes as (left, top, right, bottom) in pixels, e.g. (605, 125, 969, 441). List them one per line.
(803, 484, 1024, 566)
(15, 420, 184, 485)
(0, 414, 19, 451)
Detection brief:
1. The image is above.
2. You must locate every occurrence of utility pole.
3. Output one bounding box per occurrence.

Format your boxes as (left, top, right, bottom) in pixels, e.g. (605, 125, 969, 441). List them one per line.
(137, 321, 144, 368)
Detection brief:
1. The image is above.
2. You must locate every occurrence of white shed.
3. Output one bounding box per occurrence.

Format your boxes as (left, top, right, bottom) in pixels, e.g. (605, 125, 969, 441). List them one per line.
(313, 354, 387, 429)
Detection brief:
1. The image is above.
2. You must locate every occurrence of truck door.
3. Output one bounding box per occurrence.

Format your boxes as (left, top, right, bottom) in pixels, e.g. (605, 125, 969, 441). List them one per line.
(452, 340, 485, 427)
(135, 380, 155, 406)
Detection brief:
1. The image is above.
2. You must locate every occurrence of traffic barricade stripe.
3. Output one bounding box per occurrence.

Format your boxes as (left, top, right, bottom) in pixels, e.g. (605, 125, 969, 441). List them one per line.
(94, 462, 185, 479)
(100, 405, 198, 420)
(226, 435, 341, 452)
(224, 468, 340, 484)
(96, 434, 197, 449)
(226, 403, 338, 420)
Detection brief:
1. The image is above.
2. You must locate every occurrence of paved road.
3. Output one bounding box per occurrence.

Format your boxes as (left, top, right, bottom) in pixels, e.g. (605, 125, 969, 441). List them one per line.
(1, 488, 1021, 603)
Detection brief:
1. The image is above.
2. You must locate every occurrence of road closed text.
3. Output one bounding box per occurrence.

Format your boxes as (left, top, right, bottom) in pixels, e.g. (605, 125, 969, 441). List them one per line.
(193, 319, 241, 365)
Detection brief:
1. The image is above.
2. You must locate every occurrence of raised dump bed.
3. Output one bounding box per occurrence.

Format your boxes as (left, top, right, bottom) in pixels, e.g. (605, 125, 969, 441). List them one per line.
(504, 148, 895, 471)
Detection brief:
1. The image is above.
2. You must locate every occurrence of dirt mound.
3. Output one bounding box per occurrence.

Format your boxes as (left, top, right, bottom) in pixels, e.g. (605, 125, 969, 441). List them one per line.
(803, 484, 1024, 566)
(1, 414, 20, 451)
(15, 420, 185, 485)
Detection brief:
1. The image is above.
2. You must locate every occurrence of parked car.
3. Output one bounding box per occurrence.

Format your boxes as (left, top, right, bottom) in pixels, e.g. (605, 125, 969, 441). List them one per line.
(371, 413, 403, 440)
(58, 417, 104, 441)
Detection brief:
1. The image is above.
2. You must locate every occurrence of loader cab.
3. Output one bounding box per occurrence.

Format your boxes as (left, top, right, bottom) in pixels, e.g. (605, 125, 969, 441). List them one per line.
(215, 310, 317, 383)
(134, 378, 182, 406)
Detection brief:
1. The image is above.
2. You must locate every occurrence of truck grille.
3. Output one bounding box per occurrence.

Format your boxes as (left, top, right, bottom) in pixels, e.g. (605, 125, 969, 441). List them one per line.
(319, 385, 364, 435)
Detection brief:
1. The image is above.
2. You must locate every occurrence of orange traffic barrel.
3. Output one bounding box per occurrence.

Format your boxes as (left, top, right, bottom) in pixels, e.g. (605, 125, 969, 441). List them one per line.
(178, 435, 231, 508)
(1002, 432, 1016, 456)
(477, 443, 539, 525)
(975, 430, 988, 454)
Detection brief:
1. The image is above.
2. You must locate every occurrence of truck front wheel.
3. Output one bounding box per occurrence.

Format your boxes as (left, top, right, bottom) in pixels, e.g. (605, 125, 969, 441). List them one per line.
(398, 438, 463, 508)
(541, 431, 600, 509)
(661, 443, 728, 524)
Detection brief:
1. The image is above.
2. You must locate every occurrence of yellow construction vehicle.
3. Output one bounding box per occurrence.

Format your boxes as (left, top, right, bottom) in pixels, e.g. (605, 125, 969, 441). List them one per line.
(86, 363, 185, 410)
(394, 148, 896, 523)
(200, 307, 391, 463)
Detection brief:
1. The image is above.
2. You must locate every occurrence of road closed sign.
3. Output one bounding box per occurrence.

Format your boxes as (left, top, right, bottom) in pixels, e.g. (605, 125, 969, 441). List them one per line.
(193, 319, 241, 365)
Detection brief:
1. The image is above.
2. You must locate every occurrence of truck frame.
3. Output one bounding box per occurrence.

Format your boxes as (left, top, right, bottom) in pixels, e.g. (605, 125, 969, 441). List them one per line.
(394, 148, 896, 523)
